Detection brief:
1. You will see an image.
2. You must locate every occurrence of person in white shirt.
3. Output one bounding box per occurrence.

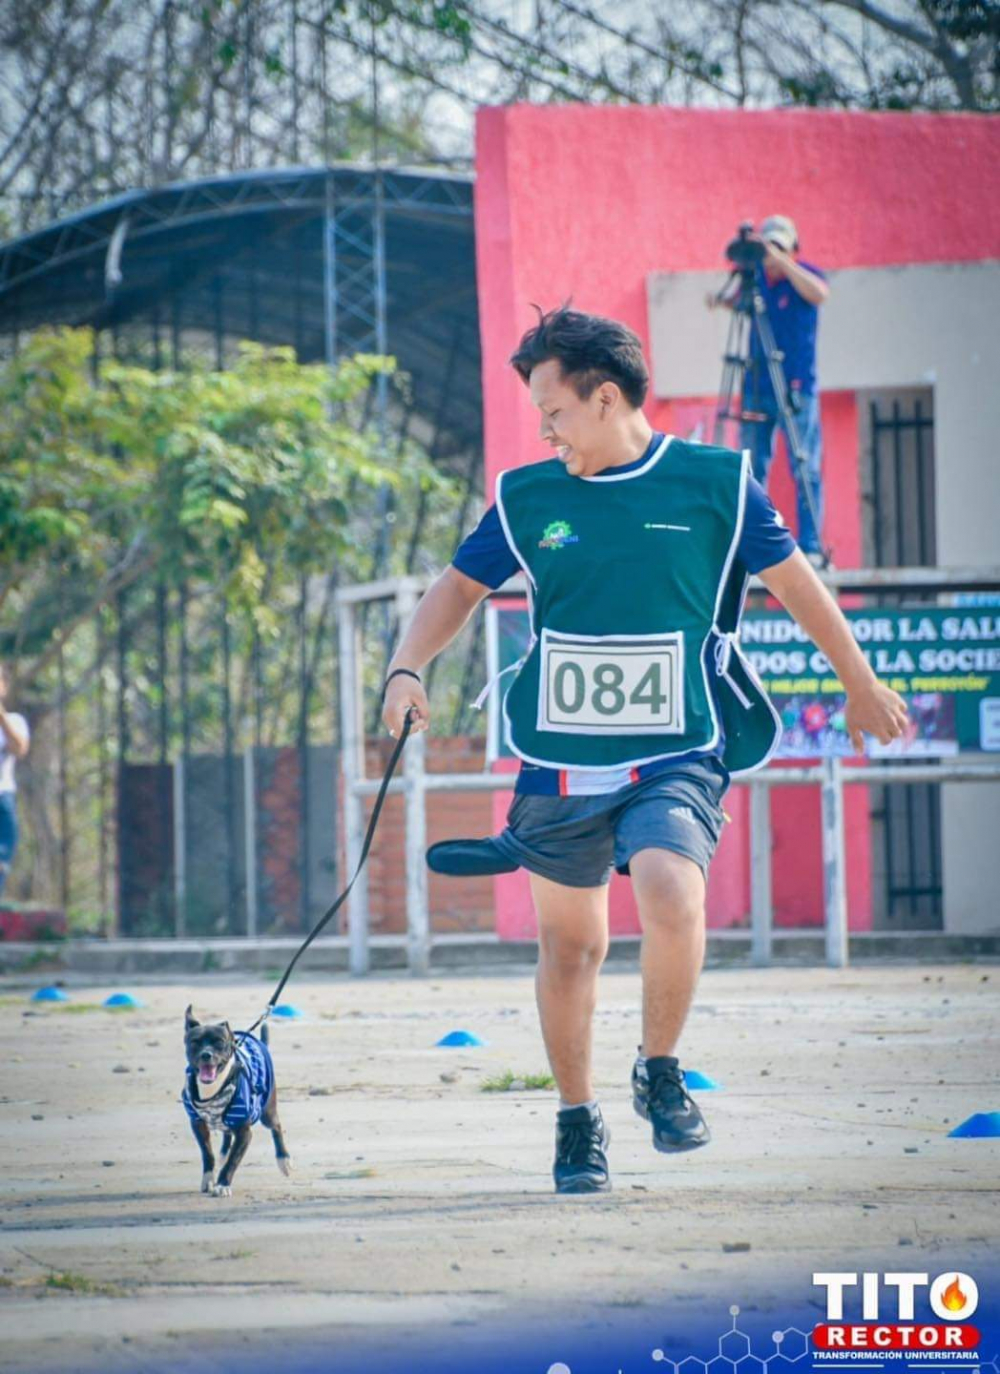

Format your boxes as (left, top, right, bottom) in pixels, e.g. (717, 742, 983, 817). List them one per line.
(0, 662, 30, 899)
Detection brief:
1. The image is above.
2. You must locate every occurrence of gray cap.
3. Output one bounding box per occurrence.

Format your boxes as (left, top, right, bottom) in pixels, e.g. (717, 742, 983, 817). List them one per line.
(760, 214, 797, 252)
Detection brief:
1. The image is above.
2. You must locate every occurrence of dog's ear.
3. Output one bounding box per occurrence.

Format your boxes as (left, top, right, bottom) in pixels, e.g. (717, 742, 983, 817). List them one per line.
(185, 1004, 199, 1031)
(222, 1020, 232, 1037)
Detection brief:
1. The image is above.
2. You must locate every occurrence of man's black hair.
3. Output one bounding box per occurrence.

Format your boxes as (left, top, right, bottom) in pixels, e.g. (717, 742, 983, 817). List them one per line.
(510, 306, 649, 409)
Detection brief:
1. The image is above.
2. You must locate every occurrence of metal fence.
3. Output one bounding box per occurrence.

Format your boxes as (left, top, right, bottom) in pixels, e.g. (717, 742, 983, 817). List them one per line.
(0, 164, 486, 934)
(864, 391, 943, 926)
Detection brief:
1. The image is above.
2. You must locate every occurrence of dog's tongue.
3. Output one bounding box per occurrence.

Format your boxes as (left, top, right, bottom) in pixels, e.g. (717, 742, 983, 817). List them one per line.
(198, 1064, 218, 1084)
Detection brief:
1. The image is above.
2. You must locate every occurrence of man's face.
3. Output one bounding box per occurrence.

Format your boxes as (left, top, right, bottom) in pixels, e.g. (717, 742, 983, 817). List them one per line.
(529, 358, 611, 478)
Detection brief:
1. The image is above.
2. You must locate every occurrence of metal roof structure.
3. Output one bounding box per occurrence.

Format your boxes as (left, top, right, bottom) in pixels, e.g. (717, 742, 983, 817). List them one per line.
(0, 164, 481, 465)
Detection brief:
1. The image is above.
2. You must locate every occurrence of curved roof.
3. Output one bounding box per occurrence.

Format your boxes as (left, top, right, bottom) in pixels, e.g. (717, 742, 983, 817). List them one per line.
(0, 165, 481, 460)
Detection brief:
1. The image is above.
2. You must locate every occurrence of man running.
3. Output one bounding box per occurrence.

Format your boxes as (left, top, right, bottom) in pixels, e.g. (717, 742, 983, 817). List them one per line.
(381, 307, 907, 1194)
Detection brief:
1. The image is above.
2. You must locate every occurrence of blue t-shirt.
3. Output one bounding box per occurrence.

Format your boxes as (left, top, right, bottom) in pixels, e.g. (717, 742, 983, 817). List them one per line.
(452, 433, 797, 795)
(747, 260, 826, 405)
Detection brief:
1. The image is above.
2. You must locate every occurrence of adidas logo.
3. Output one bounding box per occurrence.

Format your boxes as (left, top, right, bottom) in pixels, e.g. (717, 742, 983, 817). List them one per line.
(668, 806, 698, 827)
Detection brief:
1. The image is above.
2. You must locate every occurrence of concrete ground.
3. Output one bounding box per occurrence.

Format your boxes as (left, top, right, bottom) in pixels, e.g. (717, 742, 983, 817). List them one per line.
(1, 962, 997, 1373)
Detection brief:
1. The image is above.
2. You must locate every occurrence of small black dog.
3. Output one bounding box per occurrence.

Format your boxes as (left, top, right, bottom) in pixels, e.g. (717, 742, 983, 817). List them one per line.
(182, 1005, 291, 1197)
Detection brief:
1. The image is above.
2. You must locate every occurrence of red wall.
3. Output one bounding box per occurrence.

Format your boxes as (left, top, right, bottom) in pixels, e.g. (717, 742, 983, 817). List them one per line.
(474, 105, 1000, 938)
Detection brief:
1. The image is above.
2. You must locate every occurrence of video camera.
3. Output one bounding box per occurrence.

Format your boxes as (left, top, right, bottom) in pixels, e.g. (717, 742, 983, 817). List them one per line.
(724, 221, 767, 272)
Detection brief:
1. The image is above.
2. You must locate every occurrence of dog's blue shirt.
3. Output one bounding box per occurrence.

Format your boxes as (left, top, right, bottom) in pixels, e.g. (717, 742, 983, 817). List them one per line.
(182, 1033, 274, 1130)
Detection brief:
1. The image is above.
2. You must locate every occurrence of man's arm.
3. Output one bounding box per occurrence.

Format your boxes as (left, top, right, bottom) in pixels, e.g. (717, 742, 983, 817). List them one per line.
(705, 282, 738, 312)
(0, 708, 28, 758)
(758, 549, 908, 755)
(381, 566, 492, 737)
(763, 243, 829, 306)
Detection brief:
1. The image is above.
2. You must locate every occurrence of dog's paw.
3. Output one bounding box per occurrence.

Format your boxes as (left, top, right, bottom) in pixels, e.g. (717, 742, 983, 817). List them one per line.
(277, 1156, 292, 1177)
(208, 1182, 232, 1198)
(201, 1171, 215, 1194)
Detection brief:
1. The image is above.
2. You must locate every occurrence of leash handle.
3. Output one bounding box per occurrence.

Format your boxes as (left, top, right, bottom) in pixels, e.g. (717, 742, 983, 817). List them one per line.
(244, 706, 417, 1027)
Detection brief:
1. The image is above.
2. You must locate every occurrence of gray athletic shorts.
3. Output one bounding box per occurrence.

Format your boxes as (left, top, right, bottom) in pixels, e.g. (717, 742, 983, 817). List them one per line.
(492, 758, 729, 889)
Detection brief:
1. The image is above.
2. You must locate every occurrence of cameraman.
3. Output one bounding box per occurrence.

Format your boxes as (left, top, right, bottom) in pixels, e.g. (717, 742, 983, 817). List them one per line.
(708, 214, 830, 562)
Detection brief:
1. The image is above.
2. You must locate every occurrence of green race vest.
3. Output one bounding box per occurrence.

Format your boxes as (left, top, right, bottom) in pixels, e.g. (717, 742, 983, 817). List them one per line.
(494, 434, 781, 776)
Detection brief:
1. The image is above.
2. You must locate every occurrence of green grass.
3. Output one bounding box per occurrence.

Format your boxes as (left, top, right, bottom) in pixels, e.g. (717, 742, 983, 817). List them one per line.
(480, 1069, 555, 1094)
(45, 1271, 123, 1297)
(30, 1002, 138, 1015)
(10, 948, 66, 973)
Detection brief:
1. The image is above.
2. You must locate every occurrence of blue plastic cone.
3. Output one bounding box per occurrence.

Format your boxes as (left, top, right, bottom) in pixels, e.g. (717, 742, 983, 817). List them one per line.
(683, 1069, 721, 1091)
(436, 1030, 487, 1048)
(104, 992, 142, 1009)
(271, 1004, 304, 1019)
(31, 986, 69, 1003)
(948, 1112, 1000, 1139)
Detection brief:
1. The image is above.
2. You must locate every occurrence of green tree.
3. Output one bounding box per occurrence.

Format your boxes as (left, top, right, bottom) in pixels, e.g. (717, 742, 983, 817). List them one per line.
(0, 326, 466, 921)
(0, 327, 457, 696)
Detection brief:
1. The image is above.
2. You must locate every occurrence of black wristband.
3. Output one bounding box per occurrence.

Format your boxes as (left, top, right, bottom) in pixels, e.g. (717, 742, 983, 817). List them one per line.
(381, 667, 421, 706)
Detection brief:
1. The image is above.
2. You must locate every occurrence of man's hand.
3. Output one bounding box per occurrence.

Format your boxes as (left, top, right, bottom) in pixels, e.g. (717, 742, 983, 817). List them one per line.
(705, 287, 736, 312)
(750, 232, 789, 277)
(382, 675, 430, 740)
(844, 680, 909, 756)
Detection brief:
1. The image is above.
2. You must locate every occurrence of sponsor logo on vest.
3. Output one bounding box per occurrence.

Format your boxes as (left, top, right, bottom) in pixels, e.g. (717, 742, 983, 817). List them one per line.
(538, 520, 580, 550)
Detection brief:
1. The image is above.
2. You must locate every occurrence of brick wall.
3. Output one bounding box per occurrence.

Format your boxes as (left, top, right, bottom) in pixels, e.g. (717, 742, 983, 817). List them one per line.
(339, 734, 497, 935)
(255, 746, 304, 933)
(118, 738, 497, 938)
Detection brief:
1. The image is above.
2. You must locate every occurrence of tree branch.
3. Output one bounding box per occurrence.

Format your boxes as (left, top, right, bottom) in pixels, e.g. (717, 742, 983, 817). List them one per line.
(9, 533, 156, 695)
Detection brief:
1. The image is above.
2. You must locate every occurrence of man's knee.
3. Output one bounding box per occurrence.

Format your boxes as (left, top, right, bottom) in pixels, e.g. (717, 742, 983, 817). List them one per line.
(538, 924, 609, 975)
(630, 850, 706, 933)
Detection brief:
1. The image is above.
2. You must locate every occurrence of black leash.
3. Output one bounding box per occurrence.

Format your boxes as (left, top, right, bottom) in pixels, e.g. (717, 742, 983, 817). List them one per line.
(238, 706, 417, 1038)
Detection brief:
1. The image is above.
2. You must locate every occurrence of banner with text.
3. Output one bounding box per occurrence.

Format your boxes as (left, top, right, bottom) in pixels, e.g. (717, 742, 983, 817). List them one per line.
(740, 607, 1000, 757)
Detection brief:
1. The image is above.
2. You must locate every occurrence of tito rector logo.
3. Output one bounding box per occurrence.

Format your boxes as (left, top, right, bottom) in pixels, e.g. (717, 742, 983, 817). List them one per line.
(812, 1271, 980, 1352)
(538, 520, 580, 550)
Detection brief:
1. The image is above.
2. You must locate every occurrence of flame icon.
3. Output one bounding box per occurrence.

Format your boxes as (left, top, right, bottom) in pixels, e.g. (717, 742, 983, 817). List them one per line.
(942, 1276, 967, 1313)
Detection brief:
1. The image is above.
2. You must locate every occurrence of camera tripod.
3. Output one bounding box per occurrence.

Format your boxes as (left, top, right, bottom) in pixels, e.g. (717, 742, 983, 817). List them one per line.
(712, 225, 831, 569)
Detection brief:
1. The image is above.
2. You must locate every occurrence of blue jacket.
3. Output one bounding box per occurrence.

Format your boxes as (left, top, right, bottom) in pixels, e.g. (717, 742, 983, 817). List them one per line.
(182, 1033, 274, 1129)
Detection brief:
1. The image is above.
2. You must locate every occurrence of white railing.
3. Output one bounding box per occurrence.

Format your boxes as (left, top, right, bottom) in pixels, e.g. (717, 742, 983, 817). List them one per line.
(336, 568, 1000, 975)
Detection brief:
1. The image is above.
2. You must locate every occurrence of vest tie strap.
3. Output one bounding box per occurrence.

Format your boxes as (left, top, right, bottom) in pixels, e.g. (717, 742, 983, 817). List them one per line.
(471, 655, 527, 712)
(713, 628, 753, 710)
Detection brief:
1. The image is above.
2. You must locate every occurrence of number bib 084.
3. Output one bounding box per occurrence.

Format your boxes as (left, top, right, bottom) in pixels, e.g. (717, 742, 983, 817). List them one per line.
(537, 628, 686, 735)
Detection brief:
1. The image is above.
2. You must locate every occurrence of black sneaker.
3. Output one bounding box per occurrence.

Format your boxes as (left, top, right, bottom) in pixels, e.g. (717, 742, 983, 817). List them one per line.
(553, 1104, 611, 1194)
(632, 1051, 710, 1152)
